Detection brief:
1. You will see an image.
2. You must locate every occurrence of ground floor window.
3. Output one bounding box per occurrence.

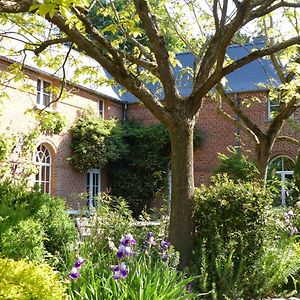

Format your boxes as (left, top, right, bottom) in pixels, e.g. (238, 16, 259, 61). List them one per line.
(87, 168, 101, 208)
(34, 144, 51, 194)
(268, 156, 294, 206)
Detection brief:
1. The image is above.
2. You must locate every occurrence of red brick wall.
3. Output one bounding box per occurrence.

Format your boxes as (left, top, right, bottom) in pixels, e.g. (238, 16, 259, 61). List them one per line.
(127, 92, 300, 186)
(0, 59, 124, 209)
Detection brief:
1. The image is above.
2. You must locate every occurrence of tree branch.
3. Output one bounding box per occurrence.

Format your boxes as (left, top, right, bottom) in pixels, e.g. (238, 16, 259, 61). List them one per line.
(0, 0, 33, 13)
(276, 135, 300, 145)
(33, 37, 70, 55)
(216, 92, 259, 142)
(46, 11, 172, 125)
(133, 0, 179, 101)
(221, 36, 300, 78)
(215, 83, 265, 140)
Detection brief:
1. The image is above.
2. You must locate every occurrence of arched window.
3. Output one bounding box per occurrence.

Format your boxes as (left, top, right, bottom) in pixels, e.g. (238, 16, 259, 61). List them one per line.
(268, 156, 294, 206)
(34, 144, 52, 194)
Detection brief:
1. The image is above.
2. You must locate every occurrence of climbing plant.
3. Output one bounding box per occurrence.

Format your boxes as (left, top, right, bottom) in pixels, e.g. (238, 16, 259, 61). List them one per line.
(69, 109, 127, 171)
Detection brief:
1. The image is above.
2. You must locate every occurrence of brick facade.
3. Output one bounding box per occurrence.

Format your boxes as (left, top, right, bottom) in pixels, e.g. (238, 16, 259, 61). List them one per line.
(0, 58, 123, 210)
(128, 93, 300, 186)
(1, 57, 299, 209)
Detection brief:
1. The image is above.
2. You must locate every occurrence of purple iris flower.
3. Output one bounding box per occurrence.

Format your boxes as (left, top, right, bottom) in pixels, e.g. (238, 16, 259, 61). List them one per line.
(146, 232, 156, 246)
(291, 226, 299, 235)
(121, 233, 136, 246)
(69, 267, 80, 279)
(112, 262, 128, 280)
(74, 256, 86, 268)
(161, 240, 170, 250)
(161, 252, 169, 262)
(117, 244, 132, 258)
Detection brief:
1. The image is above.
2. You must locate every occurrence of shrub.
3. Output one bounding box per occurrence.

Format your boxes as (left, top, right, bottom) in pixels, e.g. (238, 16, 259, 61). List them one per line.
(69, 109, 127, 171)
(0, 181, 77, 265)
(193, 175, 273, 298)
(1, 218, 46, 261)
(0, 258, 67, 299)
(214, 147, 259, 181)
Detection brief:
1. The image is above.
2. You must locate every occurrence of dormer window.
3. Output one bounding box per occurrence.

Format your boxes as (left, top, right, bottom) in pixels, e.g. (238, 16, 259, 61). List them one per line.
(37, 79, 51, 108)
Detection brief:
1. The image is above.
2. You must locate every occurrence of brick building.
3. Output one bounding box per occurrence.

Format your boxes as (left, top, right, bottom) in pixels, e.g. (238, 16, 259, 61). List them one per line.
(0, 42, 299, 209)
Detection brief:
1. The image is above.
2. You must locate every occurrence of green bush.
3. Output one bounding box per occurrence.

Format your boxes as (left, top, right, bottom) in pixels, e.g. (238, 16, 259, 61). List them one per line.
(193, 175, 273, 298)
(69, 109, 127, 171)
(0, 258, 67, 299)
(0, 181, 77, 265)
(214, 147, 259, 181)
(1, 218, 46, 261)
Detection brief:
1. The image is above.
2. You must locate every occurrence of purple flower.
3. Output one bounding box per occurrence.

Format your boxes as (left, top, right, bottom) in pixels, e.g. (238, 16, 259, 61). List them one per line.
(117, 244, 132, 258)
(74, 256, 86, 268)
(112, 262, 128, 280)
(291, 227, 299, 235)
(69, 267, 80, 279)
(121, 233, 136, 246)
(161, 252, 169, 262)
(146, 232, 156, 246)
(161, 240, 170, 250)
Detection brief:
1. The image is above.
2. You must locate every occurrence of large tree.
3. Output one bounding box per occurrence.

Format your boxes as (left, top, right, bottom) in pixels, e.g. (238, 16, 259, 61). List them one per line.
(0, 0, 300, 267)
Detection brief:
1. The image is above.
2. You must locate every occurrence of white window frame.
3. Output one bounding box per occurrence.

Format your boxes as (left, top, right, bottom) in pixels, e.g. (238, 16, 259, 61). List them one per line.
(87, 168, 101, 209)
(268, 156, 294, 206)
(267, 96, 280, 120)
(98, 100, 104, 118)
(34, 144, 52, 194)
(37, 79, 51, 109)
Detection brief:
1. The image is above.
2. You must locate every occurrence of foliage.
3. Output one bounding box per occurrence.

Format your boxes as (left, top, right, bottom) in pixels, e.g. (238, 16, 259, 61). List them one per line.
(293, 149, 300, 201)
(214, 147, 259, 181)
(68, 223, 195, 299)
(108, 121, 171, 216)
(0, 181, 77, 266)
(193, 174, 273, 297)
(70, 109, 127, 171)
(33, 110, 67, 135)
(0, 258, 67, 300)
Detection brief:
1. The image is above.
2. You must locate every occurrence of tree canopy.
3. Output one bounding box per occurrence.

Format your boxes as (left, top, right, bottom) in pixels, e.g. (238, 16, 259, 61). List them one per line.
(0, 0, 300, 266)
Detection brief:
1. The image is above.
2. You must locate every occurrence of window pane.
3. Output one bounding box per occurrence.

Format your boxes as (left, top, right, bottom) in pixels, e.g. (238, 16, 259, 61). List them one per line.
(37, 79, 41, 92)
(44, 94, 51, 106)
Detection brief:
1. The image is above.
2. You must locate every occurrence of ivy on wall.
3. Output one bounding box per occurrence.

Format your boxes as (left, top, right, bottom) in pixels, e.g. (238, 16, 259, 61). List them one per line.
(69, 109, 127, 171)
(70, 110, 202, 216)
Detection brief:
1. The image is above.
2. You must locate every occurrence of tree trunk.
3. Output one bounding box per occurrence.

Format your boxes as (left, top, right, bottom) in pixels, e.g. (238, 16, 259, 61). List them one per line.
(168, 119, 195, 268)
(255, 141, 272, 182)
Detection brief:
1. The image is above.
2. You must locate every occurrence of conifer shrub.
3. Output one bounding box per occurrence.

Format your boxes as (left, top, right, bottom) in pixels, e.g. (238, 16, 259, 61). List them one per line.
(0, 258, 67, 300)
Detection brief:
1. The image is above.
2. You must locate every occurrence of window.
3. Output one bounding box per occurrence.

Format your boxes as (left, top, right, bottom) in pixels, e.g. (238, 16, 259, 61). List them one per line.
(87, 168, 101, 208)
(37, 79, 51, 108)
(267, 96, 280, 119)
(34, 144, 52, 194)
(268, 156, 294, 206)
(98, 100, 104, 118)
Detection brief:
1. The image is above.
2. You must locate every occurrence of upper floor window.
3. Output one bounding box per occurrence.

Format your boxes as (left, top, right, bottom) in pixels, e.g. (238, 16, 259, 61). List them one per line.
(98, 100, 104, 118)
(267, 97, 280, 120)
(34, 144, 52, 194)
(37, 79, 51, 108)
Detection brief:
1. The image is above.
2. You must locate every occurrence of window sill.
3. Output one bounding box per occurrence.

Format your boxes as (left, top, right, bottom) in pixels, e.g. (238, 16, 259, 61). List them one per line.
(34, 104, 53, 112)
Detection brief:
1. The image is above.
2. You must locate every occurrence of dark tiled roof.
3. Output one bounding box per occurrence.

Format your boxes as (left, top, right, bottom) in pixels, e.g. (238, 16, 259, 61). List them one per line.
(116, 42, 279, 103)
